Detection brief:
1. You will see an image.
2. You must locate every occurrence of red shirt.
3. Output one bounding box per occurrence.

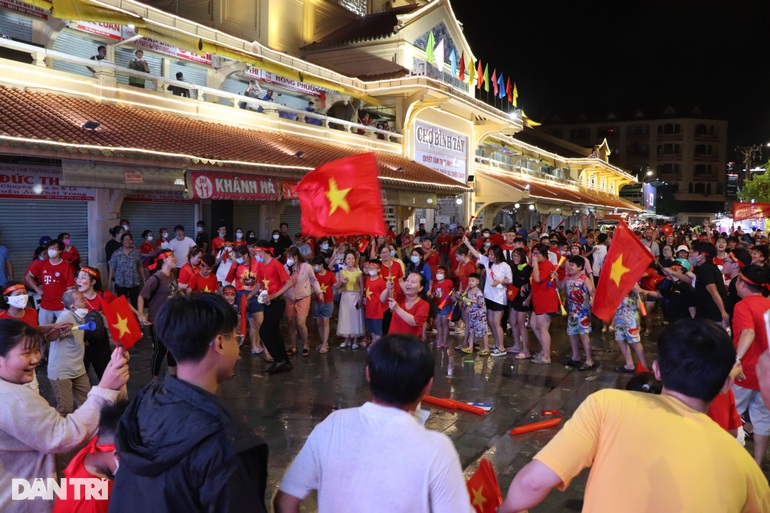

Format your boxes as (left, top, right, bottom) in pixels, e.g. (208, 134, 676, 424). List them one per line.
(83, 290, 117, 313)
(52, 437, 113, 513)
(178, 262, 199, 286)
(457, 259, 477, 290)
(188, 273, 219, 293)
(364, 276, 388, 319)
(431, 279, 454, 308)
(33, 260, 75, 311)
(388, 298, 430, 337)
(490, 233, 505, 246)
(380, 260, 405, 301)
(0, 308, 38, 326)
(257, 258, 290, 295)
(732, 294, 770, 390)
(707, 389, 742, 432)
(386, 230, 397, 245)
(226, 260, 260, 291)
(210, 236, 226, 254)
(531, 259, 559, 315)
(424, 250, 440, 278)
(26, 258, 45, 282)
(140, 242, 155, 268)
(436, 235, 452, 255)
(313, 271, 337, 303)
(61, 246, 80, 272)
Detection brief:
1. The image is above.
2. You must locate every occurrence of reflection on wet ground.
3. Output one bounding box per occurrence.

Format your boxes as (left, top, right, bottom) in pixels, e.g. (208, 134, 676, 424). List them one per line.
(38, 314, 770, 512)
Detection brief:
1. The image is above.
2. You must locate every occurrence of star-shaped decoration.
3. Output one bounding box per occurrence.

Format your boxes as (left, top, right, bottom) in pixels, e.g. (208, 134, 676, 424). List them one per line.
(203, 285, 212, 292)
(610, 254, 630, 287)
(325, 177, 351, 216)
(112, 314, 131, 338)
(262, 278, 271, 290)
(365, 287, 373, 300)
(471, 486, 488, 509)
(319, 283, 328, 295)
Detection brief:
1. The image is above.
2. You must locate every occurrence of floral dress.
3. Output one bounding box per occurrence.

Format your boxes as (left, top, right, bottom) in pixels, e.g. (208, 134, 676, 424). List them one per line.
(464, 288, 487, 337)
(566, 273, 592, 336)
(614, 291, 641, 344)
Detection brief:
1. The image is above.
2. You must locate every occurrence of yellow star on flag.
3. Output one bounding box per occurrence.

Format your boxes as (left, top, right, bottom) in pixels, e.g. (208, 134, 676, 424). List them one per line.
(325, 177, 351, 216)
(471, 486, 488, 508)
(112, 314, 132, 338)
(262, 278, 271, 290)
(610, 254, 630, 287)
(365, 287, 373, 300)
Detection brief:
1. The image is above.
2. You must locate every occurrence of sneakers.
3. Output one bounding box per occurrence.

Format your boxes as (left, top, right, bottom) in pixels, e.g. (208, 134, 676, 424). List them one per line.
(490, 347, 507, 358)
(352, 342, 359, 350)
(339, 340, 351, 348)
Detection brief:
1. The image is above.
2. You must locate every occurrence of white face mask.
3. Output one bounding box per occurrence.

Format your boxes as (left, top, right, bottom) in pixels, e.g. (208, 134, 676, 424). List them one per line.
(121, 224, 129, 231)
(7, 295, 28, 309)
(146, 235, 154, 242)
(286, 258, 295, 267)
(236, 232, 243, 239)
(196, 227, 203, 233)
(48, 249, 59, 259)
(436, 273, 445, 281)
(313, 266, 322, 273)
(273, 234, 280, 241)
(74, 308, 89, 318)
(161, 232, 168, 239)
(369, 270, 378, 277)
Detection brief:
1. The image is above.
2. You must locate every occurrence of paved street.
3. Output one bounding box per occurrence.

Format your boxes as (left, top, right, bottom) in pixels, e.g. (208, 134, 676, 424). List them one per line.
(38, 312, 770, 512)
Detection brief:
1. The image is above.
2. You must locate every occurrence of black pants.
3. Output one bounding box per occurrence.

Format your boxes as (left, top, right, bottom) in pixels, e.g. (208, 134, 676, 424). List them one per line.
(115, 284, 140, 309)
(150, 324, 176, 376)
(260, 298, 287, 363)
(83, 335, 111, 381)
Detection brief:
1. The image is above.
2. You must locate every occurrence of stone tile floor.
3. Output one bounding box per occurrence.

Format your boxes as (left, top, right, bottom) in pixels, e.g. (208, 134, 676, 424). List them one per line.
(37, 314, 770, 512)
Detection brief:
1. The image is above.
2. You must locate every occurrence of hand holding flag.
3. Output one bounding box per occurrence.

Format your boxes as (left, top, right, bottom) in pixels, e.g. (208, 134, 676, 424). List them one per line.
(102, 295, 143, 349)
(466, 458, 502, 513)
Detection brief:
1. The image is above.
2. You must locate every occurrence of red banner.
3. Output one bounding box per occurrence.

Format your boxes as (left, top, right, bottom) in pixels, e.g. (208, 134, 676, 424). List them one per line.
(281, 180, 299, 199)
(733, 202, 770, 222)
(188, 171, 279, 201)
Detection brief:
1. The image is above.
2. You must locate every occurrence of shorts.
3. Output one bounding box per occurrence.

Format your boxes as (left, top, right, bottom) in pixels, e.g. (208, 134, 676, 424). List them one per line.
(235, 290, 264, 316)
(437, 302, 453, 316)
(285, 296, 311, 319)
(615, 326, 640, 344)
(567, 315, 592, 335)
(365, 318, 383, 336)
(311, 301, 333, 319)
(733, 385, 770, 436)
(485, 299, 506, 312)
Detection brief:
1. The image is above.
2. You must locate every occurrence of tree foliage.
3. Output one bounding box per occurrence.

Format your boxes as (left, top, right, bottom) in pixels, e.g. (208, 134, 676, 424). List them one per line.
(738, 164, 770, 202)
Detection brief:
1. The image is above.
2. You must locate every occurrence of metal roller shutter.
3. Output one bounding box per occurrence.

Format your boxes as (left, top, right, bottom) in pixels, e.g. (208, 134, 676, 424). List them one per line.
(51, 29, 102, 77)
(280, 204, 302, 237)
(221, 75, 246, 106)
(232, 201, 261, 237)
(169, 60, 207, 98)
(0, 10, 33, 42)
(0, 199, 88, 269)
(120, 201, 195, 239)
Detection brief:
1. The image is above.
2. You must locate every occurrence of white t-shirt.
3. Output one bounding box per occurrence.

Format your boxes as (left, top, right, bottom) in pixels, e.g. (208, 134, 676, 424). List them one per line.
(477, 255, 512, 306)
(168, 236, 197, 268)
(279, 402, 472, 513)
(593, 244, 607, 275)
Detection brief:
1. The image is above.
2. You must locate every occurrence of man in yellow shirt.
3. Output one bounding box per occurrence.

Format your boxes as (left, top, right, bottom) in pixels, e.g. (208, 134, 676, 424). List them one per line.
(500, 319, 770, 513)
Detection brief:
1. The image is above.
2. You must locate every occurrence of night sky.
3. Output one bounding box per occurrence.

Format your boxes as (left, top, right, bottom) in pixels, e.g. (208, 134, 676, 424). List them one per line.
(450, 0, 770, 161)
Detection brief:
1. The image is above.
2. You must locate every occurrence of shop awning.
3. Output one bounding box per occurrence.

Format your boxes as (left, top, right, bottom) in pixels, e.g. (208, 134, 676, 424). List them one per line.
(476, 171, 642, 212)
(0, 86, 468, 195)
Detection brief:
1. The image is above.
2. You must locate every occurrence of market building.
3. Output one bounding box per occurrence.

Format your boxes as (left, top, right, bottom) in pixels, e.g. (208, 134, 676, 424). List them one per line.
(0, 0, 639, 276)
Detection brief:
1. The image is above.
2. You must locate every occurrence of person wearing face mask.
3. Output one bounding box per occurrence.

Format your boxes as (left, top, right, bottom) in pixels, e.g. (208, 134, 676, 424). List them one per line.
(49, 289, 94, 414)
(317, 238, 333, 263)
(156, 227, 171, 249)
(28, 239, 75, 327)
(376, 244, 405, 335)
(119, 219, 131, 234)
(690, 242, 729, 328)
(108, 233, 144, 309)
(194, 221, 209, 254)
(215, 237, 236, 286)
(58, 232, 81, 274)
(284, 247, 323, 357)
(211, 224, 228, 255)
(53, 400, 127, 513)
(475, 229, 492, 250)
(234, 228, 247, 248)
(139, 230, 155, 272)
(0, 281, 72, 342)
(168, 225, 197, 272)
(225, 246, 269, 359)
(310, 256, 336, 354)
(362, 260, 388, 348)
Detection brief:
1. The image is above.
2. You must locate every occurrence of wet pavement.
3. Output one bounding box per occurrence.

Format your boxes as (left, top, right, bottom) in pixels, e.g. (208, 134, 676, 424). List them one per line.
(37, 312, 770, 512)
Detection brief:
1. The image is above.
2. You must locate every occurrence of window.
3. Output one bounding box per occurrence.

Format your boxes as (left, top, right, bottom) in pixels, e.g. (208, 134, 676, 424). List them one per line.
(695, 124, 716, 136)
(694, 144, 714, 157)
(627, 125, 650, 137)
(657, 123, 681, 135)
(694, 183, 706, 194)
(657, 144, 680, 155)
(657, 163, 680, 175)
(694, 164, 714, 176)
(626, 143, 649, 157)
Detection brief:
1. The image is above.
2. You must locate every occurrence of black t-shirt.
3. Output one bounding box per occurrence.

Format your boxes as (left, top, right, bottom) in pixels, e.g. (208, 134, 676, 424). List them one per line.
(195, 231, 210, 251)
(725, 277, 740, 321)
(105, 239, 121, 268)
(662, 280, 696, 323)
(694, 261, 726, 322)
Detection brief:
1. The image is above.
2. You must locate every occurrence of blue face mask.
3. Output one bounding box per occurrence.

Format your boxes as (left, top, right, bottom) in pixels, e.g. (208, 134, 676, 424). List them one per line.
(390, 250, 396, 258)
(411, 255, 420, 264)
(255, 254, 264, 263)
(235, 257, 244, 265)
(321, 243, 329, 251)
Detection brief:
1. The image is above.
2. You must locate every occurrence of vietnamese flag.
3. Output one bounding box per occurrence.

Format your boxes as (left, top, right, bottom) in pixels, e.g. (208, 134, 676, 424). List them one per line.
(297, 153, 385, 237)
(466, 458, 502, 513)
(102, 295, 142, 349)
(592, 221, 653, 322)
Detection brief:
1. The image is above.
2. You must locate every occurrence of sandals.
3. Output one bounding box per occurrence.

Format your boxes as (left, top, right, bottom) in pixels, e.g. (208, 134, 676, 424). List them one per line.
(286, 347, 297, 356)
(461, 347, 473, 354)
(579, 362, 597, 371)
(514, 352, 531, 360)
(614, 365, 635, 373)
(302, 347, 310, 357)
(531, 357, 552, 365)
(479, 350, 490, 356)
(318, 346, 329, 354)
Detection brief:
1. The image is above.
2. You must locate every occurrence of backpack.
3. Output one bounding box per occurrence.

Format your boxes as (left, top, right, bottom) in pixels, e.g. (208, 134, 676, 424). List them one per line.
(83, 308, 108, 344)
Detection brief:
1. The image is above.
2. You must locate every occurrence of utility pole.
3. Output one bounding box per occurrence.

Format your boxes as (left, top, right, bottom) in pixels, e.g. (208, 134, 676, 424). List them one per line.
(735, 144, 762, 187)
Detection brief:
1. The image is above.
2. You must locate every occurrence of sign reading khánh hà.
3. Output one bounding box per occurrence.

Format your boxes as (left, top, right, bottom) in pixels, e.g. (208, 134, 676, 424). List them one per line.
(188, 172, 280, 201)
(414, 122, 468, 183)
(0, 164, 94, 200)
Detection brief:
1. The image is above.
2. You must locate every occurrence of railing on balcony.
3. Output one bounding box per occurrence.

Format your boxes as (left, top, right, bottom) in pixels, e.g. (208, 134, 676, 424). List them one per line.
(0, 38, 403, 143)
(474, 156, 579, 186)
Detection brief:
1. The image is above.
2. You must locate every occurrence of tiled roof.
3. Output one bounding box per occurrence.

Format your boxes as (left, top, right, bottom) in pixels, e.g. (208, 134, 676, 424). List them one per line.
(482, 172, 642, 212)
(0, 86, 469, 193)
(301, 5, 419, 50)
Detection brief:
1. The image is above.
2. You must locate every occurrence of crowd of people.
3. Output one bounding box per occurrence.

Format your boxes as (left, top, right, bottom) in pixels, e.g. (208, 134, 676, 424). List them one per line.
(3, 215, 770, 512)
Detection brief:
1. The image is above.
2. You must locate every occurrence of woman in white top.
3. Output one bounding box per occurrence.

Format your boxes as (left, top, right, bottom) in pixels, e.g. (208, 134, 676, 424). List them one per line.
(284, 247, 323, 356)
(463, 236, 512, 357)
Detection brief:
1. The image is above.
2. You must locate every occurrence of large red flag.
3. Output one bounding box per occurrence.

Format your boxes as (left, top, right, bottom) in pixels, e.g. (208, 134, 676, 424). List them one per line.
(297, 153, 385, 237)
(102, 295, 142, 349)
(592, 221, 653, 322)
(466, 458, 502, 513)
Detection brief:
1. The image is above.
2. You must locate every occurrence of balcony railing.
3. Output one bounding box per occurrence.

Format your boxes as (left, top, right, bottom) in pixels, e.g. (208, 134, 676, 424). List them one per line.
(474, 156, 579, 186)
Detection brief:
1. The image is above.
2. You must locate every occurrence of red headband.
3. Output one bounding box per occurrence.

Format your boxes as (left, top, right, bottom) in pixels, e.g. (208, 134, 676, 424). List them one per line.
(148, 250, 174, 270)
(728, 252, 747, 269)
(80, 266, 99, 279)
(3, 283, 26, 296)
(739, 272, 770, 291)
(254, 246, 274, 255)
